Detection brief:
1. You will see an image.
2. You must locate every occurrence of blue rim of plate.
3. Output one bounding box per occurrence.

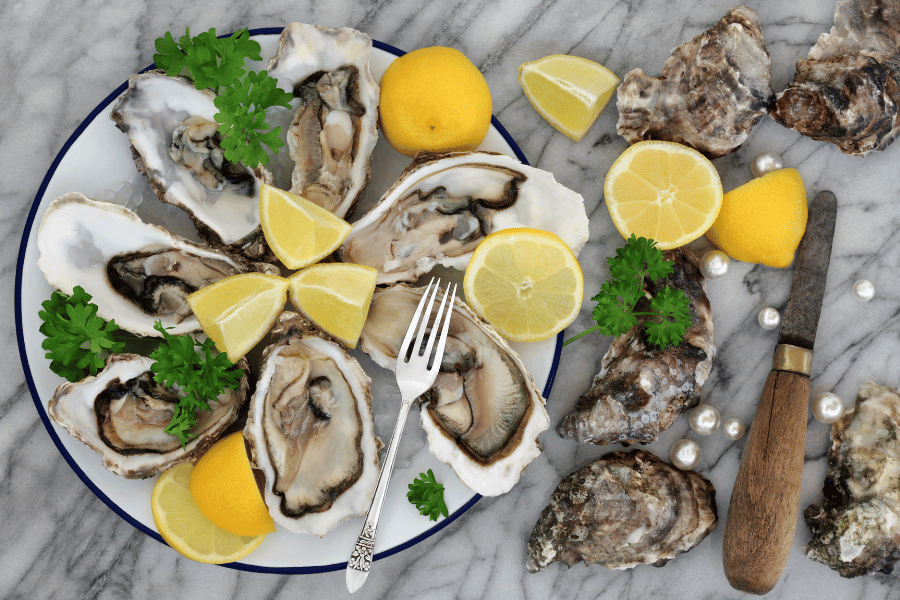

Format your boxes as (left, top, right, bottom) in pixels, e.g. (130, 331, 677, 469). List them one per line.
(14, 26, 563, 574)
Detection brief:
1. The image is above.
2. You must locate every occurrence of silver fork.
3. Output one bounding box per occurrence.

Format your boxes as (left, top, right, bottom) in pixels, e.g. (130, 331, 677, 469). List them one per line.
(346, 278, 456, 594)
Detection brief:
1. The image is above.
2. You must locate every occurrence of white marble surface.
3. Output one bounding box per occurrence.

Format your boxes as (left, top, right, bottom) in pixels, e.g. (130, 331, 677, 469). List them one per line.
(4, 0, 900, 598)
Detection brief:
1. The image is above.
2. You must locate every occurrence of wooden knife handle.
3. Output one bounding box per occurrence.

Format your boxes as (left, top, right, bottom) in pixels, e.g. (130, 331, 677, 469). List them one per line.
(722, 369, 809, 595)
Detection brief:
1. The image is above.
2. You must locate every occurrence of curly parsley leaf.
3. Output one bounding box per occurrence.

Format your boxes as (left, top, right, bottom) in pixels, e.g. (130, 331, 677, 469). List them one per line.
(153, 27, 262, 91)
(408, 469, 449, 522)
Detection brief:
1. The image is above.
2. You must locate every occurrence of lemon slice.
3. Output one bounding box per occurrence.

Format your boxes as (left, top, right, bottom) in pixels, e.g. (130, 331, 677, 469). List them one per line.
(518, 54, 619, 141)
(152, 463, 267, 564)
(258, 183, 352, 269)
(604, 140, 723, 249)
(463, 228, 584, 342)
(288, 263, 378, 348)
(187, 272, 289, 361)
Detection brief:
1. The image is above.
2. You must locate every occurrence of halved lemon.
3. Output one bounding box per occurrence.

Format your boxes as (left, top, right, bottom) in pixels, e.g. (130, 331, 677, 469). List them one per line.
(287, 263, 378, 348)
(604, 140, 723, 249)
(463, 228, 584, 342)
(187, 272, 289, 361)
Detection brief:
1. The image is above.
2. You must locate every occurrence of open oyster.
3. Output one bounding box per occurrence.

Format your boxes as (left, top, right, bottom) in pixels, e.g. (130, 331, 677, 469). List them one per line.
(359, 284, 549, 496)
(36, 193, 277, 338)
(244, 313, 379, 537)
(266, 22, 379, 218)
(557, 248, 715, 445)
(616, 5, 774, 157)
(804, 381, 900, 577)
(526, 449, 717, 572)
(111, 71, 274, 260)
(771, 0, 900, 156)
(339, 151, 589, 284)
(48, 353, 248, 479)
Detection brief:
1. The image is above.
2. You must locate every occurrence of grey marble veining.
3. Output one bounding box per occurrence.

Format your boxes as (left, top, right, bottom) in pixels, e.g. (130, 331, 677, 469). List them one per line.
(4, 0, 900, 598)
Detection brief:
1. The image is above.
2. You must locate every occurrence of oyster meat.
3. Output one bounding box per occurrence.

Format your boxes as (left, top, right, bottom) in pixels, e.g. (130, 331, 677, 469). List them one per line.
(37, 193, 277, 338)
(804, 381, 900, 577)
(267, 22, 379, 218)
(359, 284, 549, 496)
(616, 5, 774, 157)
(557, 248, 715, 445)
(339, 151, 589, 284)
(244, 313, 380, 536)
(526, 449, 717, 572)
(111, 71, 274, 260)
(48, 353, 248, 479)
(771, 0, 900, 156)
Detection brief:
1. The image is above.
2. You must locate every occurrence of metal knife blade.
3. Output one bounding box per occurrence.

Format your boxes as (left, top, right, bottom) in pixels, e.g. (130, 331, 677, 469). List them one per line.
(778, 191, 838, 350)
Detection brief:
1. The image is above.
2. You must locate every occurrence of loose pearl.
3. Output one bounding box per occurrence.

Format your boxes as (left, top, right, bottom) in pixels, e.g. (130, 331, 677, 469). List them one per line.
(689, 404, 721, 435)
(722, 418, 746, 440)
(700, 250, 730, 279)
(751, 151, 784, 177)
(670, 439, 702, 470)
(758, 307, 781, 330)
(852, 279, 875, 302)
(812, 392, 845, 424)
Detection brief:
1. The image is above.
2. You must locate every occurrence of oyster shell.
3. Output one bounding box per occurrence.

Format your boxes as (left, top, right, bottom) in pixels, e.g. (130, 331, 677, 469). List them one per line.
(804, 381, 900, 577)
(359, 284, 549, 496)
(557, 248, 715, 445)
(616, 5, 774, 157)
(48, 353, 249, 479)
(244, 313, 379, 536)
(771, 0, 900, 156)
(526, 449, 718, 572)
(110, 71, 274, 261)
(339, 151, 589, 284)
(266, 22, 379, 218)
(36, 192, 277, 338)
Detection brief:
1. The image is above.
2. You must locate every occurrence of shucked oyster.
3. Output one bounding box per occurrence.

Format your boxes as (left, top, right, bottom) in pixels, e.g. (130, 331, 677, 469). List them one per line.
(526, 449, 718, 572)
(616, 6, 774, 157)
(360, 284, 549, 496)
(48, 353, 249, 479)
(557, 248, 715, 445)
(339, 151, 589, 284)
(771, 0, 900, 156)
(244, 313, 379, 536)
(267, 22, 379, 218)
(804, 381, 900, 577)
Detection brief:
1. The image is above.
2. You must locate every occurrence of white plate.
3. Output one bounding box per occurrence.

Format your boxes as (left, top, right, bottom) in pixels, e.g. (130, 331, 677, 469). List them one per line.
(15, 28, 561, 573)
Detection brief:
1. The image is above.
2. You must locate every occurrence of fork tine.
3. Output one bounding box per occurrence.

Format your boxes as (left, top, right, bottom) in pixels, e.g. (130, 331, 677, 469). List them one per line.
(398, 277, 436, 362)
(412, 279, 442, 359)
(426, 284, 456, 373)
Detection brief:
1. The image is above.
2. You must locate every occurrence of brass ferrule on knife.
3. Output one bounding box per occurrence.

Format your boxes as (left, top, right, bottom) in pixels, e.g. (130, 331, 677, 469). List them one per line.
(772, 344, 813, 376)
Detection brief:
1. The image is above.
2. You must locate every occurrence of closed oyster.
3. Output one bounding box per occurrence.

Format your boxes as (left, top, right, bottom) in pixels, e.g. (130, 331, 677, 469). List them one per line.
(616, 6, 774, 157)
(526, 449, 717, 572)
(48, 353, 248, 479)
(771, 0, 900, 156)
(36, 193, 277, 338)
(557, 249, 715, 445)
(359, 284, 549, 496)
(266, 22, 379, 218)
(804, 381, 900, 577)
(110, 71, 274, 260)
(243, 313, 379, 536)
(339, 151, 589, 284)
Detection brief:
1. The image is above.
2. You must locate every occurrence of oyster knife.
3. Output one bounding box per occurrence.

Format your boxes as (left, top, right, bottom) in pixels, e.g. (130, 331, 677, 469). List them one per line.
(722, 191, 837, 595)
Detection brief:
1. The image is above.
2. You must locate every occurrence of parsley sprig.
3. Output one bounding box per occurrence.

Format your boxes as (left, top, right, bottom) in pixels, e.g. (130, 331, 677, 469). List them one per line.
(564, 235, 692, 349)
(408, 469, 449, 521)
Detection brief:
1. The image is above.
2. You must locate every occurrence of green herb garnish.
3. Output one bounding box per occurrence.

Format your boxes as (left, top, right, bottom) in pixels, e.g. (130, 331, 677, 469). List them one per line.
(408, 469, 449, 521)
(564, 235, 692, 349)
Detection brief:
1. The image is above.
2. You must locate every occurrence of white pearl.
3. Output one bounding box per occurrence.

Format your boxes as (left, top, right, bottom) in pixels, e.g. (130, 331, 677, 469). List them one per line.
(852, 279, 875, 301)
(689, 404, 721, 435)
(751, 151, 784, 177)
(722, 418, 746, 440)
(812, 392, 845, 424)
(700, 251, 730, 279)
(670, 439, 702, 470)
(758, 307, 781, 330)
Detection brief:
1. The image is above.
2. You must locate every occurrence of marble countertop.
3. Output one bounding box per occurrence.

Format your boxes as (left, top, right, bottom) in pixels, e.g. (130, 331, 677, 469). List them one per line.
(4, 0, 900, 598)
